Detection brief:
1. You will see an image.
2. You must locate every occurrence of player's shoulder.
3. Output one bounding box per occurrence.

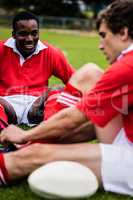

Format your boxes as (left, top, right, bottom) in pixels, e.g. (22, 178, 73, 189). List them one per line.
(0, 40, 6, 55)
(122, 51, 133, 65)
(0, 40, 5, 47)
(112, 51, 133, 72)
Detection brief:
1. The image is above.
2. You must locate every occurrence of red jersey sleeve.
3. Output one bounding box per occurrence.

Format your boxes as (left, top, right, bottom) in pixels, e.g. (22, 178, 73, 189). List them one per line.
(49, 44, 75, 84)
(77, 54, 133, 127)
(0, 41, 5, 57)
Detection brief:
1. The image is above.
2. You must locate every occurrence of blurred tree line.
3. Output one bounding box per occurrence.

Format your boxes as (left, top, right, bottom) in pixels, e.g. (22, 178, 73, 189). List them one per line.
(0, 0, 112, 18)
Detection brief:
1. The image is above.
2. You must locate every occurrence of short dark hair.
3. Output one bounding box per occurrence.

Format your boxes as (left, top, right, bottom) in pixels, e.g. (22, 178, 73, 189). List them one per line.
(12, 11, 39, 32)
(96, 0, 133, 39)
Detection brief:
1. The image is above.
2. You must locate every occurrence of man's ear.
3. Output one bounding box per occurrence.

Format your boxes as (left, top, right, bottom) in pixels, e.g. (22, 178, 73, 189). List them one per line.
(119, 27, 129, 41)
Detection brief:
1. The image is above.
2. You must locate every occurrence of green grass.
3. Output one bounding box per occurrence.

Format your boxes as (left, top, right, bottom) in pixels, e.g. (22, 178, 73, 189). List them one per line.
(0, 28, 132, 200)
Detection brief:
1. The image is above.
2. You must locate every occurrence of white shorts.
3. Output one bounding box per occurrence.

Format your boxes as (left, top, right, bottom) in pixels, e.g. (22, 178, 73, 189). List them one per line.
(1, 95, 38, 125)
(100, 128, 133, 196)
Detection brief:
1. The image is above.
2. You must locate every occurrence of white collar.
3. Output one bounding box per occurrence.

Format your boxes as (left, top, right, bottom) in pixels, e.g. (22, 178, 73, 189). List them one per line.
(117, 43, 133, 60)
(4, 37, 48, 65)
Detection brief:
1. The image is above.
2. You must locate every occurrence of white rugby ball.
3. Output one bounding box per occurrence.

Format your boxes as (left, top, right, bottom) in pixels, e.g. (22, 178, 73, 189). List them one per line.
(28, 161, 98, 199)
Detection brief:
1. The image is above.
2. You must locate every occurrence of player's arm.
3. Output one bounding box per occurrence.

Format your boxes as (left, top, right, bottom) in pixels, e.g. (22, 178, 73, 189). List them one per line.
(0, 107, 89, 144)
(52, 47, 75, 84)
(24, 107, 88, 142)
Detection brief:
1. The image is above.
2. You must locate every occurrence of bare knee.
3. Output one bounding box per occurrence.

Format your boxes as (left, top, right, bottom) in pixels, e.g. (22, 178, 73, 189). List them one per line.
(69, 63, 104, 93)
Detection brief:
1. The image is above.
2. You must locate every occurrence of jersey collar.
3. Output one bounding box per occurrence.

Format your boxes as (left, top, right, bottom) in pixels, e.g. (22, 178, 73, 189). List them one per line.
(4, 37, 48, 65)
(117, 43, 133, 60)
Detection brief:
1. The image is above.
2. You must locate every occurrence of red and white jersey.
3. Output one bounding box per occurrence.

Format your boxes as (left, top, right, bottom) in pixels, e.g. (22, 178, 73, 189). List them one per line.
(77, 44, 133, 142)
(0, 38, 75, 96)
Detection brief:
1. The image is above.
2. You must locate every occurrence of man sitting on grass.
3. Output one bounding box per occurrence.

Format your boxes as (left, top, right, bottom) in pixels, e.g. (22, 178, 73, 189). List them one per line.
(0, 0, 133, 196)
(0, 11, 75, 128)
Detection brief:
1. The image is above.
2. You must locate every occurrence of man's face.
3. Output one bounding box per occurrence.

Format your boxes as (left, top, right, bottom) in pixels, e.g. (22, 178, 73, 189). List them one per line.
(98, 21, 123, 64)
(13, 19, 39, 58)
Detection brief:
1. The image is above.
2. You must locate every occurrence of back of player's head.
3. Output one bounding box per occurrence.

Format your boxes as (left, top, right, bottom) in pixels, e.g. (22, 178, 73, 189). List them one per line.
(96, 0, 133, 39)
(12, 11, 39, 32)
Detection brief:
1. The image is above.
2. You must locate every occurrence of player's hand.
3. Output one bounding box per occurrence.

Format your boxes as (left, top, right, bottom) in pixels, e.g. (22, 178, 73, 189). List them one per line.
(0, 125, 26, 144)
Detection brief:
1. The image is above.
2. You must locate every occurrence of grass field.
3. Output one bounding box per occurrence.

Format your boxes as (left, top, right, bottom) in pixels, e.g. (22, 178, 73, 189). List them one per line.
(0, 28, 132, 200)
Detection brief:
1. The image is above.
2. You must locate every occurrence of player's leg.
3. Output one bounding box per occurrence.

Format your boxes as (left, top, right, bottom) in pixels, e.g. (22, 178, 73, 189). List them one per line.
(0, 99, 14, 129)
(44, 63, 103, 121)
(0, 98, 17, 125)
(44, 84, 82, 120)
(0, 104, 8, 131)
(2, 140, 133, 196)
(100, 142, 133, 196)
(3, 143, 102, 185)
(69, 63, 104, 93)
(0, 104, 17, 185)
(27, 94, 48, 124)
(69, 64, 123, 144)
(42, 64, 103, 142)
(0, 153, 9, 185)
(28, 63, 103, 123)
